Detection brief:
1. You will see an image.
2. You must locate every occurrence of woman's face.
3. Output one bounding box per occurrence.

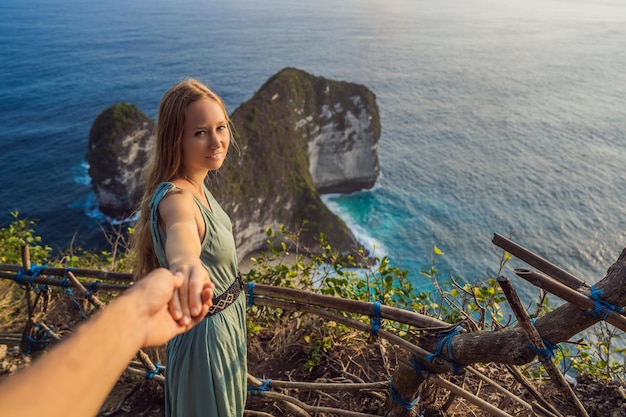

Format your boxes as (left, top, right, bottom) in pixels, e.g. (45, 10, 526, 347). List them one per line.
(180, 98, 230, 173)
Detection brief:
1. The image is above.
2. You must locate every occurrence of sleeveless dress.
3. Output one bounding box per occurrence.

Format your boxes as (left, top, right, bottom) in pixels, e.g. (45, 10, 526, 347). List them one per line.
(149, 182, 247, 417)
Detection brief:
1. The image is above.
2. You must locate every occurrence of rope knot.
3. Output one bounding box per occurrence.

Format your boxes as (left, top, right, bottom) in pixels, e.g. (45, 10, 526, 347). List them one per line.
(14, 264, 46, 286)
(248, 378, 271, 397)
(85, 281, 100, 298)
(370, 301, 382, 337)
(146, 363, 163, 379)
(528, 339, 559, 363)
(586, 285, 624, 320)
(426, 326, 464, 374)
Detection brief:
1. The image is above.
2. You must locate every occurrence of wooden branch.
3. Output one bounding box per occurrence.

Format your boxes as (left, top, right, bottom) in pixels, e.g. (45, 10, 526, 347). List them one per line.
(125, 369, 387, 417)
(498, 277, 589, 417)
(258, 391, 377, 417)
(465, 367, 534, 415)
(0, 272, 130, 291)
(504, 364, 564, 417)
(514, 269, 626, 332)
(252, 295, 455, 373)
(420, 372, 515, 417)
(0, 336, 22, 346)
(492, 233, 587, 290)
(244, 411, 276, 417)
(36, 322, 62, 341)
(67, 271, 105, 308)
(251, 283, 451, 330)
(413, 247, 626, 367)
(136, 349, 158, 375)
(250, 378, 388, 392)
(0, 264, 134, 282)
(21, 245, 31, 272)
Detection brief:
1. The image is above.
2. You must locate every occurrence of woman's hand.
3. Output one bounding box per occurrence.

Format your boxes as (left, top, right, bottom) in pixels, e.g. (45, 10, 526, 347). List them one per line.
(125, 267, 211, 347)
(168, 260, 215, 326)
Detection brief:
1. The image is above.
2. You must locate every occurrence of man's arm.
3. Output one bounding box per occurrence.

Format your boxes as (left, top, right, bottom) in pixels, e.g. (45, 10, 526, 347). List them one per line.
(0, 267, 208, 417)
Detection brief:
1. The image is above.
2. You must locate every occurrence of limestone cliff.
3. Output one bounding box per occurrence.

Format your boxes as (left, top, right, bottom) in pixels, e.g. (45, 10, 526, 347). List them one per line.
(86, 102, 153, 219)
(87, 68, 380, 258)
(217, 67, 380, 256)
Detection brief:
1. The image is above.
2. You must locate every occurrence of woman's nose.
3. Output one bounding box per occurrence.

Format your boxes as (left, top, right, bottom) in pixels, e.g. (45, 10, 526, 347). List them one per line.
(208, 132, 220, 148)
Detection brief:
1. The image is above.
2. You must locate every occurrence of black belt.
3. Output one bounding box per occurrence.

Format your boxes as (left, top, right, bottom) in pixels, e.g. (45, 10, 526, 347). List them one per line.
(207, 271, 245, 316)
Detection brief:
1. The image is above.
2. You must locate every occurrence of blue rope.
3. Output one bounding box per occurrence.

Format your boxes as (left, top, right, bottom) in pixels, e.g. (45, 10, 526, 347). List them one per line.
(247, 378, 271, 397)
(14, 268, 26, 286)
(62, 287, 89, 319)
(247, 282, 256, 307)
(59, 278, 71, 289)
(34, 284, 49, 294)
(426, 326, 464, 374)
(529, 338, 566, 370)
(529, 322, 568, 371)
(586, 285, 624, 320)
(85, 281, 100, 298)
(529, 340, 556, 363)
(388, 379, 419, 411)
(370, 301, 382, 336)
(21, 323, 52, 355)
(14, 264, 46, 286)
(146, 363, 163, 379)
(410, 354, 424, 376)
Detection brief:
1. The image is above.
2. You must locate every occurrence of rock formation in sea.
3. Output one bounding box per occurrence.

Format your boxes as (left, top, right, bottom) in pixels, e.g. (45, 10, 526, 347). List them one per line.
(87, 67, 380, 258)
(86, 102, 154, 219)
(219, 67, 380, 257)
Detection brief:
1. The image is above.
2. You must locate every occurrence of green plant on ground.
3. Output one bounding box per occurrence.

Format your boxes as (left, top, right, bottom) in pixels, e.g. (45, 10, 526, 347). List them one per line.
(0, 212, 52, 266)
(559, 321, 625, 382)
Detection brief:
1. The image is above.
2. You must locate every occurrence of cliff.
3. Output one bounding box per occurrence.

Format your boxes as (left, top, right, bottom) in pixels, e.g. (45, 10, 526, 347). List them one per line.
(217, 67, 380, 256)
(87, 68, 380, 258)
(86, 102, 154, 219)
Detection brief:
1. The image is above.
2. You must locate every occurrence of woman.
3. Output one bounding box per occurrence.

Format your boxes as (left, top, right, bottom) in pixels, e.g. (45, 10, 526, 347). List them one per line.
(132, 78, 247, 417)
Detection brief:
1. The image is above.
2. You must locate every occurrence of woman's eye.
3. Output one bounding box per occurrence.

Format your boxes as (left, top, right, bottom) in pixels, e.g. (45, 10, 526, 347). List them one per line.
(195, 130, 207, 136)
(217, 125, 226, 132)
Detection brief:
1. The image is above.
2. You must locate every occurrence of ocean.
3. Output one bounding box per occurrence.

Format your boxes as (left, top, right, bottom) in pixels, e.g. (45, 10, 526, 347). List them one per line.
(1, 0, 625, 295)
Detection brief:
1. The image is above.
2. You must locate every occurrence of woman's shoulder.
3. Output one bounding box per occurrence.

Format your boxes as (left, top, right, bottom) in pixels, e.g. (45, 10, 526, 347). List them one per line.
(150, 182, 190, 208)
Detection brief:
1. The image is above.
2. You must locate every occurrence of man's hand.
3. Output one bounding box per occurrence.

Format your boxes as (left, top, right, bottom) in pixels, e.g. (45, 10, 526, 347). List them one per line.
(127, 267, 213, 347)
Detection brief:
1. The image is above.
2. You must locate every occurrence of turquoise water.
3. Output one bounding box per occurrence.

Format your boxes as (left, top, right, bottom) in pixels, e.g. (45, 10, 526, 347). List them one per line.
(1, 0, 625, 294)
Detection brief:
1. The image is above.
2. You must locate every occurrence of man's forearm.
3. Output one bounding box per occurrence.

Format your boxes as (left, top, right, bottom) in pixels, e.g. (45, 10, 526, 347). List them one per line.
(0, 291, 145, 417)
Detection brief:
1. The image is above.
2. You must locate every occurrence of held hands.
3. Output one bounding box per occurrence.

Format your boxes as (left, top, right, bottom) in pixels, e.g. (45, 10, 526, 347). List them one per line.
(127, 267, 214, 347)
(168, 260, 215, 327)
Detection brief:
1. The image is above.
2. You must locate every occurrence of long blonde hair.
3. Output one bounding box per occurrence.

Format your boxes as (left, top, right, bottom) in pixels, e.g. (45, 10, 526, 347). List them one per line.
(132, 78, 233, 279)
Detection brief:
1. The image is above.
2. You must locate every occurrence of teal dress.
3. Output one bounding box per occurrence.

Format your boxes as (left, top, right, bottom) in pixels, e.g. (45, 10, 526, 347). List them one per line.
(149, 182, 247, 417)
